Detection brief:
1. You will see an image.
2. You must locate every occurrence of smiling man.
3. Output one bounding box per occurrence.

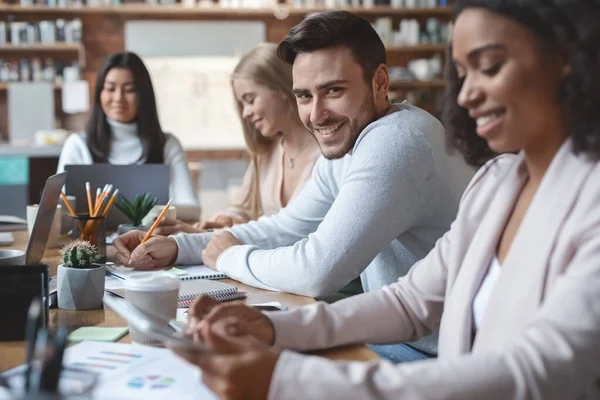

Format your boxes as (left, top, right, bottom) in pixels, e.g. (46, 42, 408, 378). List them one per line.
(114, 11, 474, 361)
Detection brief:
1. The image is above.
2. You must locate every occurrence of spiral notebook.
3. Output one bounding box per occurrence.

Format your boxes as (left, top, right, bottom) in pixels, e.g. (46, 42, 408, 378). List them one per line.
(177, 280, 247, 308)
(105, 280, 247, 308)
(105, 264, 227, 281)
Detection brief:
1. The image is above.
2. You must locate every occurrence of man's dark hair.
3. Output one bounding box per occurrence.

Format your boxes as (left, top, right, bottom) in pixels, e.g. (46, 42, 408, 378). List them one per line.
(277, 11, 387, 82)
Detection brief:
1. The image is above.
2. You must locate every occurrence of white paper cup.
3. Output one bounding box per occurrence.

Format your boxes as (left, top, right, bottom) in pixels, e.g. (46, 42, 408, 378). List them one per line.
(26, 204, 62, 248)
(141, 205, 177, 227)
(124, 271, 180, 346)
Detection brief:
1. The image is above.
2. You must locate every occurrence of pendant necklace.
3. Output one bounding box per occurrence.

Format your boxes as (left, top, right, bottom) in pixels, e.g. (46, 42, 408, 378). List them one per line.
(284, 138, 311, 169)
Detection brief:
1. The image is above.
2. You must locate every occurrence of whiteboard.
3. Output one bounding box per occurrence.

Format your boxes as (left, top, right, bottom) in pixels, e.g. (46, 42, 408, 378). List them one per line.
(143, 56, 245, 149)
(125, 20, 266, 149)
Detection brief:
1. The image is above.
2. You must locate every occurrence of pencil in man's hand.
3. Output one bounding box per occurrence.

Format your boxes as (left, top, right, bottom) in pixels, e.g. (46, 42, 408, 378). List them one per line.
(141, 199, 173, 244)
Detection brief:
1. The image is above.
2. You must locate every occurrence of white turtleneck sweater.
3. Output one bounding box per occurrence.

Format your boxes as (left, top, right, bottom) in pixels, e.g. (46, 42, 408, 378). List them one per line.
(56, 119, 200, 216)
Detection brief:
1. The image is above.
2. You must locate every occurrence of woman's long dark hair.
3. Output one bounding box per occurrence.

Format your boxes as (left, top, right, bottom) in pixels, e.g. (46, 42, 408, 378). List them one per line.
(443, 0, 600, 166)
(86, 51, 166, 163)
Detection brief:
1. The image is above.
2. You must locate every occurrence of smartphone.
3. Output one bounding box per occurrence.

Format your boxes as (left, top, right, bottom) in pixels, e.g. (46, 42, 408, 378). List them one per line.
(251, 303, 288, 312)
(102, 293, 209, 352)
(253, 305, 284, 311)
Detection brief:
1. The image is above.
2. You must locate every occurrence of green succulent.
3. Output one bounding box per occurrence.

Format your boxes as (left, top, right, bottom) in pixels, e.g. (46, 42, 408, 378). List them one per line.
(61, 239, 99, 268)
(114, 192, 158, 226)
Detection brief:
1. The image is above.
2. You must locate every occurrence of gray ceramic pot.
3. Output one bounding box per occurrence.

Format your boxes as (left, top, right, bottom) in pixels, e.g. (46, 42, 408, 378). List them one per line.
(57, 264, 105, 310)
(117, 224, 149, 236)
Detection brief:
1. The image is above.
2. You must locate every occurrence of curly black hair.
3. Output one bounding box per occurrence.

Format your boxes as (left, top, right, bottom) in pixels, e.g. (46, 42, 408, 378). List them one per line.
(443, 0, 600, 166)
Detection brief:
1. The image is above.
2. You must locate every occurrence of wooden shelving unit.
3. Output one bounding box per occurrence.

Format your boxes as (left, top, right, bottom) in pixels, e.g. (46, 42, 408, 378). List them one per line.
(385, 43, 447, 53)
(389, 79, 445, 90)
(0, 43, 87, 67)
(0, 80, 445, 92)
(0, 3, 451, 17)
(0, 43, 82, 52)
(0, 2, 451, 141)
(0, 82, 62, 90)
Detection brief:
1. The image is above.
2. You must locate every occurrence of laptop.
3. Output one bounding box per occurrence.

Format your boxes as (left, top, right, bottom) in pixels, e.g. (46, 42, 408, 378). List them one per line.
(26, 172, 66, 265)
(64, 164, 170, 230)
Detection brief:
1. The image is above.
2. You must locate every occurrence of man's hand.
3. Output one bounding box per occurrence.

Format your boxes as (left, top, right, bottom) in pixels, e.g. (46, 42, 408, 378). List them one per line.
(186, 297, 275, 345)
(171, 321, 280, 400)
(201, 232, 242, 270)
(197, 215, 234, 230)
(154, 218, 201, 236)
(113, 230, 179, 269)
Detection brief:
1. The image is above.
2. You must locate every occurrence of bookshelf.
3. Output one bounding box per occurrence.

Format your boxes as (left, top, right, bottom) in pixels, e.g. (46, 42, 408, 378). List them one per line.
(389, 79, 445, 90)
(0, 82, 62, 90)
(0, 3, 451, 141)
(0, 79, 446, 91)
(0, 4, 451, 17)
(386, 43, 447, 53)
(0, 43, 81, 51)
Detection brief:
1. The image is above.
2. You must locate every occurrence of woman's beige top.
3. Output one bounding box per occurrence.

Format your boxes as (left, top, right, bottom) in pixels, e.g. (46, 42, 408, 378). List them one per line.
(214, 136, 320, 224)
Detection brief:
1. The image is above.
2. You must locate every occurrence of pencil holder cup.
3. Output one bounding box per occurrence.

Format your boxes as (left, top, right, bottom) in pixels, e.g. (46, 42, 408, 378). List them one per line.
(71, 214, 106, 263)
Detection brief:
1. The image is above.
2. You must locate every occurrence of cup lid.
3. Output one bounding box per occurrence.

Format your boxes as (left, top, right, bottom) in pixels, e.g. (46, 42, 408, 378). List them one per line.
(124, 271, 180, 292)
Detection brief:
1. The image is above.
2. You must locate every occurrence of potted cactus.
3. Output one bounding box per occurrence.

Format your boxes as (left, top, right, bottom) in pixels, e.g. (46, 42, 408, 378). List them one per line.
(57, 239, 105, 310)
(114, 192, 158, 236)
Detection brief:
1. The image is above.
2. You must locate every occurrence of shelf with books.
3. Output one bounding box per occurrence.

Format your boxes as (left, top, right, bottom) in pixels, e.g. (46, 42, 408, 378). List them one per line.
(0, 43, 83, 52)
(389, 79, 445, 90)
(385, 43, 447, 53)
(0, 4, 451, 18)
(0, 82, 62, 90)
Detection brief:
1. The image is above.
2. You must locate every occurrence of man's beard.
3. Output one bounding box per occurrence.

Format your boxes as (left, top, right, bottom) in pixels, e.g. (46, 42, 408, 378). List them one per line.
(310, 94, 378, 160)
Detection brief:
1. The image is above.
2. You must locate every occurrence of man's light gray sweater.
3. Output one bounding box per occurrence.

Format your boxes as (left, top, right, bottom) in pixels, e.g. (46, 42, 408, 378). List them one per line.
(173, 102, 474, 354)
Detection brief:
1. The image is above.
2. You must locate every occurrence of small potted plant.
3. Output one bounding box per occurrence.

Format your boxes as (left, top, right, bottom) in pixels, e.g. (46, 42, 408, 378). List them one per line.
(57, 239, 105, 310)
(114, 192, 158, 236)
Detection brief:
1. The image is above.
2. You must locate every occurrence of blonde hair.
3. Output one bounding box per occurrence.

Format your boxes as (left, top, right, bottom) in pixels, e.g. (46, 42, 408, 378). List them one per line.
(231, 43, 301, 220)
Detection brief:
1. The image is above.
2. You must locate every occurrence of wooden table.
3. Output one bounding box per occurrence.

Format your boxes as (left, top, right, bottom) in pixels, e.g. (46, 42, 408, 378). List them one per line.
(1, 231, 377, 372)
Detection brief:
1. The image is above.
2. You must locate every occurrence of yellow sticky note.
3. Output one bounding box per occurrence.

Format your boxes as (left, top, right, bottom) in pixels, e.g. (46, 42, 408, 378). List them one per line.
(167, 267, 187, 276)
(68, 327, 129, 343)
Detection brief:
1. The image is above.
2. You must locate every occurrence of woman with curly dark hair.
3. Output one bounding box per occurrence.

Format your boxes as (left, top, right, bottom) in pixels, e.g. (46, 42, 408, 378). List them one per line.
(170, 2, 600, 398)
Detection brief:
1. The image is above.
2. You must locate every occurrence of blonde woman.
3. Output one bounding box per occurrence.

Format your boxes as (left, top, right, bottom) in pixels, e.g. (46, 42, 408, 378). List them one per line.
(156, 43, 320, 235)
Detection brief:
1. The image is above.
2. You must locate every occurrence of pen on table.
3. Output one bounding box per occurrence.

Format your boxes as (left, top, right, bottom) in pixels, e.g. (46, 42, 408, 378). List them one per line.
(24, 299, 42, 391)
(141, 199, 173, 244)
(39, 326, 68, 393)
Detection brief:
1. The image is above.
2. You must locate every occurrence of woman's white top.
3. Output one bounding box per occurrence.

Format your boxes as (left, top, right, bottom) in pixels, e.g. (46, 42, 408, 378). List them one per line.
(56, 118, 200, 217)
(473, 257, 502, 330)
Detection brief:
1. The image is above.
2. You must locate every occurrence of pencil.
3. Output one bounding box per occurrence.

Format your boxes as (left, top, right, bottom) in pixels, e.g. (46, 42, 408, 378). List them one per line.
(85, 182, 94, 216)
(95, 188, 101, 209)
(101, 189, 119, 217)
(61, 192, 84, 232)
(93, 184, 112, 217)
(141, 199, 173, 244)
(60, 192, 77, 217)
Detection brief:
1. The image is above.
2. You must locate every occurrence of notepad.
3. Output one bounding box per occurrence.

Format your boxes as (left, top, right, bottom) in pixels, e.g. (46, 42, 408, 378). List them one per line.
(0, 215, 28, 232)
(177, 280, 247, 308)
(105, 264, 227, 281)
(68, 327, 129, 343)
(104, 280, 247, 307)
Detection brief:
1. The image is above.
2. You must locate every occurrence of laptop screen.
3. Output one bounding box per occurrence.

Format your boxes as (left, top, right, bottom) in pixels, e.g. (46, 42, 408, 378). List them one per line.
(26, 172, 66, 265)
